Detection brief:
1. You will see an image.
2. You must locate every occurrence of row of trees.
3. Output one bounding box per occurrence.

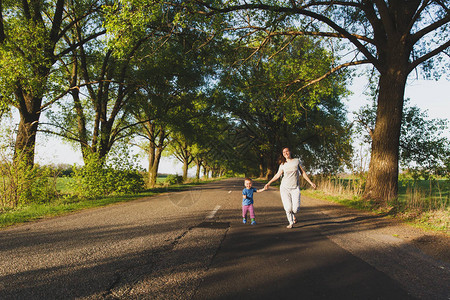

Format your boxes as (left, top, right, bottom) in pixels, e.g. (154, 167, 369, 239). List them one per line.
(1, 1, 449, 205)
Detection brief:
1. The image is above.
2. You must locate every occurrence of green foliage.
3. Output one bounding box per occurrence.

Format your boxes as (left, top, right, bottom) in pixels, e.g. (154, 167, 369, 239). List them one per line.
(0, 19, 52, 102)
(165, 174, 184, 185)
(70, 148, 144, 199)
(217, 36, 352, 175)
(0, 153, 58, 209)
(355, 99, 450, 176)
(103, 1, 171, 57)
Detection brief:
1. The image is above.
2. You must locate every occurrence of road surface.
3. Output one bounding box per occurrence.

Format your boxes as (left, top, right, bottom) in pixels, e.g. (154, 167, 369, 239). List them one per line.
(0, 178, 448, 299)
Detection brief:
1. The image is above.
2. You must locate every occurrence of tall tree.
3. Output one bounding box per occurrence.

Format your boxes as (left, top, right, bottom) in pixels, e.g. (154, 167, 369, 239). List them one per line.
(45, 38, 144, 162)
(218, 36, 352, 177)
(166, 132, 195, 181)
(44, 1, 188, 167)
(189, 1, 450, 203)
(0, 0, 105, 166)
(104, 2, 223, 185)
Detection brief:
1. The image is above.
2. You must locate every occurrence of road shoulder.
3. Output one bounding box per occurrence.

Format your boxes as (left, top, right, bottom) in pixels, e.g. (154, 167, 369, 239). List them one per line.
(301, 195, 449, 300)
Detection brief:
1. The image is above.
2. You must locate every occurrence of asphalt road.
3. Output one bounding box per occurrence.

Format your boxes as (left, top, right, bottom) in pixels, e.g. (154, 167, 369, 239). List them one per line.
(0, 178, 448, 299)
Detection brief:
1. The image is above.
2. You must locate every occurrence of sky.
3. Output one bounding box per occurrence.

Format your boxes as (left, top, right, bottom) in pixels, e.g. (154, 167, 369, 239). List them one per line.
(26, 77, 450, 175)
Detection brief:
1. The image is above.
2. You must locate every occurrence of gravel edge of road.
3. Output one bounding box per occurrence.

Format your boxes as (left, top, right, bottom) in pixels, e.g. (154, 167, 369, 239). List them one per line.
(302, 196, 450, 300)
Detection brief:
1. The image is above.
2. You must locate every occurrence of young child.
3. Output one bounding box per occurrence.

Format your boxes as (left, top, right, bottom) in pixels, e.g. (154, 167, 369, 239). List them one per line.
(242, 178, 266, 225)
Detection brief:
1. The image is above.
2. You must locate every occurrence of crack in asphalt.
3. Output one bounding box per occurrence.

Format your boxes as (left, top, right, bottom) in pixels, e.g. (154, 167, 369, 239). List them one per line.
(102, 221, 231, 299)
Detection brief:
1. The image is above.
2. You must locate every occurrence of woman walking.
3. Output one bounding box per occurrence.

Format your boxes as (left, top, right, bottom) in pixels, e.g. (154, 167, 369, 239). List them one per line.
(265, 147, 316, 228)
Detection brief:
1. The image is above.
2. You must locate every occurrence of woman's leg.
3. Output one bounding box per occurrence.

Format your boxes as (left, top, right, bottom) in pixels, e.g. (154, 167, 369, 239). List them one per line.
(280, 187, 294, 225)
(291, 188, 301, 223)
(291, 188, 301, 213)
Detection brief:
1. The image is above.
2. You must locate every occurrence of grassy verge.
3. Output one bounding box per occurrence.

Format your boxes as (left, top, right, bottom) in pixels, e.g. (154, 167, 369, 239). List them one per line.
(0, 177, 221, 229)
(302, 178, 449, 233)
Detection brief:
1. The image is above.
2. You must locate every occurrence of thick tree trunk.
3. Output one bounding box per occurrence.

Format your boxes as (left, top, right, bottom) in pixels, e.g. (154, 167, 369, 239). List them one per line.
(362, 0, 419, 205)
(148, 156, 161, 188)
(195, 162, 201, 179)
(148, 146, 163, 188)
(98, 119, 112, 159)
(182, 160, 189, 181)
(364, 70, 407, 204)
(148, 125, 167, 188)
(14, 91, 42, 167)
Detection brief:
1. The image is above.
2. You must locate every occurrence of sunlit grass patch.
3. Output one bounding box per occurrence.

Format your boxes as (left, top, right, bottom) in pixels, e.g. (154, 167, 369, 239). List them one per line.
(305, 176, 449, 233)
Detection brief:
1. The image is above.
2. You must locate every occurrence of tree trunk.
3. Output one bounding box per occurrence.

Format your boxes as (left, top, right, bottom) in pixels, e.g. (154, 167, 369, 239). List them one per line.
(148, 157, 160, 188)
(195, 162, 201, 179)
(147, 146, 157, 188)
(148, 145, 163, 188)
(14, 90, 42, 167)
(258, 153, 265, 178)
(98, 118, 112, 160)
(265, 152, 277, 180)
(362, 1, 419, 205)
(149, 125, 168, 187)
(182, 160, 189, 181)
(70, 60, 90, 161)
(364, 69, 407, 204)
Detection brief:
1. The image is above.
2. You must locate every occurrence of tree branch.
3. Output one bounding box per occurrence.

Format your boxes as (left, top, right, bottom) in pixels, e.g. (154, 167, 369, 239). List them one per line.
(21, 0, 31, 20)
(284, 59, 371, 102)
(259, 28, 375, 44)
(56, 4, 103, 42)
(410, 12, 450, 44)
(110, 118, 151, 146)
(193, 1, 380, 69)
(408, 0, 429, 33)
(372, 0, 395, 36)
(40, 88, 73, 112)
(57, 30, 107, 58)
(38, 123, 90, 148)
(409, 38, 450, 72)
(49, 0, 65, 43)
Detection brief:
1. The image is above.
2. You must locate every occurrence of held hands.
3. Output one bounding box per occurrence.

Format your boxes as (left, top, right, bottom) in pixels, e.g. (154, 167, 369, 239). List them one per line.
(256, 185, 269, 193)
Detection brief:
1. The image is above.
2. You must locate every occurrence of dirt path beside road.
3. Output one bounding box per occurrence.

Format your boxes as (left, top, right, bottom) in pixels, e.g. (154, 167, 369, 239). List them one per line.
(299, 196, 449, 299)
(300, 195, 449, 263)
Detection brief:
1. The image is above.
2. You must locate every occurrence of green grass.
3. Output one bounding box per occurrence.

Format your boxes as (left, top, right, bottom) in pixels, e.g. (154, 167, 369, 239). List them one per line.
(0, 176, 220, 229)
(397, 179, 449, 210)
(55, 176, 73, 193)
(303, 177, 449, 233)
(0, 193, 155, 228)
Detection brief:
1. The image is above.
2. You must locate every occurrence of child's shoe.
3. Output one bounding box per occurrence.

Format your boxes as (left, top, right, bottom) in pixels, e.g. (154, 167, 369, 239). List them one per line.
(251, 219, 256, 225)
(243, 217, 247, 224)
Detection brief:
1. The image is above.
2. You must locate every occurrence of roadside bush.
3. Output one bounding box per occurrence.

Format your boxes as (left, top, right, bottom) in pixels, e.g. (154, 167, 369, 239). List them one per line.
(0, 153, 57, 209)
(110, 170, 145, 194)
(165, 174, 183, 185)
(70, 148, 144, 199)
